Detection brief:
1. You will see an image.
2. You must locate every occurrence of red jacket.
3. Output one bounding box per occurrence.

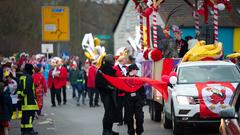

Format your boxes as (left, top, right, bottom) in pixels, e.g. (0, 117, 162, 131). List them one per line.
(32, 72, 47, 94)
(87, 65, 98, 88)
(59, 66, 68, 87)
(48, 68, 62, 90)
(113, 65, 127, 96)
(113, 65, 125, 77)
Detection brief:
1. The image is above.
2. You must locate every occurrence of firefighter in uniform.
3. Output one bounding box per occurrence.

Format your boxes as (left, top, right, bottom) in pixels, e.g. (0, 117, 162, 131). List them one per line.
(125, 64, 146, 135)
(18, 64, 39, 135)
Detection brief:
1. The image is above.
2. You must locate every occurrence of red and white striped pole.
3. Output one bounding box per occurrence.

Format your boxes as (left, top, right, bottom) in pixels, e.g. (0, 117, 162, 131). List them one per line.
(140, 13, 144, 51)
(193, 11, 200, 34)
(213, 4, 219, 43)
(152, 10, 158, 48)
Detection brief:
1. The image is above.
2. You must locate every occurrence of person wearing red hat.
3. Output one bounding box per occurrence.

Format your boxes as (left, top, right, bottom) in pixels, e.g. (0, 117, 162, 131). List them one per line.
(69, 61, 79, 99)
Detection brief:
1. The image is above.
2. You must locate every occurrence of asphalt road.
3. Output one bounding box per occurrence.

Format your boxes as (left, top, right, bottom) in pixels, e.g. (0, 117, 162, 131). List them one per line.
(10, 88, 218, 135)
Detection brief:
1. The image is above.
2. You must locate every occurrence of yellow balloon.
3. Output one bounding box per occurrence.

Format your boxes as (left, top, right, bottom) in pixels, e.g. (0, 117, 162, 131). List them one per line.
(94, 38, 100, 47)
(96, 52, 106, 68)
(84, 52, 94, 61)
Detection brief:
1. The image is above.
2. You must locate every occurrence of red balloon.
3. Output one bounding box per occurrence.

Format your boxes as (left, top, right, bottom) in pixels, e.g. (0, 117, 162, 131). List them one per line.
(142, 7, 153, 17)
(161, 75, 170, 83)
(169, 71, 177, 77)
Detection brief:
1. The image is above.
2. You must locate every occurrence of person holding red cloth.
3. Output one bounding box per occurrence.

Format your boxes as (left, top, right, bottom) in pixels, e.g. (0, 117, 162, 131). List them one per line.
(113, 49, 128, 126)
(48, 58, 62, 107)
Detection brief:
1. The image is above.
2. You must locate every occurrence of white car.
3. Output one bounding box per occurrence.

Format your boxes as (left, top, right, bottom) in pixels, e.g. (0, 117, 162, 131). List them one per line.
(162, 61, 240, 135)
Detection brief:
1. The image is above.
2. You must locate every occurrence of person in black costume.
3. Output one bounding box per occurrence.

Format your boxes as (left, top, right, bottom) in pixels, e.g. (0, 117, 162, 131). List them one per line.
(125, 64, 146, 135)
(95, 54, 119, 135)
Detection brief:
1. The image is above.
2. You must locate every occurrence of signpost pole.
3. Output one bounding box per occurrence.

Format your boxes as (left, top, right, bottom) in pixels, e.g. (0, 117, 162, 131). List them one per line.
(57, 42, 61, 56)
(46, 49, 49, 61)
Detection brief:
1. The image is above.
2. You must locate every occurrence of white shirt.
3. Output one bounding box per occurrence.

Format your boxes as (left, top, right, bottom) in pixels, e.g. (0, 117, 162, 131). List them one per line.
(119, 64, 127, 76)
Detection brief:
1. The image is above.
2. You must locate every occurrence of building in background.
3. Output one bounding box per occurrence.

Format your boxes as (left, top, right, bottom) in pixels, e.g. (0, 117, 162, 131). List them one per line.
(114, 0, 240, 55)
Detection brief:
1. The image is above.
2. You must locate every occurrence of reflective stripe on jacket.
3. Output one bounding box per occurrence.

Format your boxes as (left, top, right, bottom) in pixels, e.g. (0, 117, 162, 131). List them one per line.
(19, 75, 39, 111)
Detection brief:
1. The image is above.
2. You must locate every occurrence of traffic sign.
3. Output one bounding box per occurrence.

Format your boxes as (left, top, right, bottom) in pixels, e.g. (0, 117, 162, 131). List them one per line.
(41, 43, 54, 53)
(42, 6, 70, 41)
(95, 35, 111, 39)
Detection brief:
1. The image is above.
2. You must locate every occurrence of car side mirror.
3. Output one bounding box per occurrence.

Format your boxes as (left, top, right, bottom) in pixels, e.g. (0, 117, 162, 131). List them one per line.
(219, 107, 237, 119)
(169, 76, 177, 85)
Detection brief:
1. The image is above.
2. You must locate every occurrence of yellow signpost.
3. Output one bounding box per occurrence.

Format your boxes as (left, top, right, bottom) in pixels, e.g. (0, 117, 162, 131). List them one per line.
(42, 6, 70, 41)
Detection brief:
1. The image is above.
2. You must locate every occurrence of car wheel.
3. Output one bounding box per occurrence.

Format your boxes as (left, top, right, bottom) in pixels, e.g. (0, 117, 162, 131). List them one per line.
(162, 105, 172, 129)
(171, 105, 182, 135)
(151, 101, 162, 121)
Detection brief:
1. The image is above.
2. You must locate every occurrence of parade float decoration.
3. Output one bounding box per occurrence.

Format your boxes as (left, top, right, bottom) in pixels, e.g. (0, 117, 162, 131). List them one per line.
(184, 0, 232, 42)
(227, 52, 240, 63)
(182, 41, 223, 62)
(130, 0, 165, 62)
(196, 82, 235, 118)
(81, 33, 106, 68)
(114, 47, 129, 64)
(227, 52, 240, 59)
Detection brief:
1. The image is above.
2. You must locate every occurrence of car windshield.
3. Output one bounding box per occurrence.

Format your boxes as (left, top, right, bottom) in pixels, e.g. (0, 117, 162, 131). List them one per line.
(178, 65, 240, 84)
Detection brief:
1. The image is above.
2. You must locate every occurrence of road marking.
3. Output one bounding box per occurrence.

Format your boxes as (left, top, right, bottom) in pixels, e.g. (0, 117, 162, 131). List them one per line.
(46, 127, 56, 130)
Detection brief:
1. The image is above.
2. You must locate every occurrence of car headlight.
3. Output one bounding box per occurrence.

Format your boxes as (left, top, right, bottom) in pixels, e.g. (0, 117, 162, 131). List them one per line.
(176, 96, 196, 105)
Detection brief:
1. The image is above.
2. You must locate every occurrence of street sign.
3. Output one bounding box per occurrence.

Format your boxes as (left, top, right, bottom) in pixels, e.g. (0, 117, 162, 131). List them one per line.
(41, 43, 54, 53)
(95, 35, 111, 39)
(42, 6, 70, 41)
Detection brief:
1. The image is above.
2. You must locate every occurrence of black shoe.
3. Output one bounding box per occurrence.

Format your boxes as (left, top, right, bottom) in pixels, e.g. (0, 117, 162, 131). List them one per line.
(27, 130, 38, 135)
(77, 103, 80, 107)
(63, 102, 67, 105)
(90, 104, 94, 107)
(58, 103, 61, 106)
(103, 130, 118, 135)
(21, 132, 27, 135)
(117, 122, 123, 126)
(95, 104, 101, 107)
(111, 131, 119, 135)
(51, 105, 56, 107)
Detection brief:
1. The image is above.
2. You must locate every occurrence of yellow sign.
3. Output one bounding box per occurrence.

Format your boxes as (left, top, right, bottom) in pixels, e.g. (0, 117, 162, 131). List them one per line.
(42, 6, 70, 41)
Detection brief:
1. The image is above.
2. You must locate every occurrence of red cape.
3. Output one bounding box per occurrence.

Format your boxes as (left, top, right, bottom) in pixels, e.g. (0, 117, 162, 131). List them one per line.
(102, 73, 168, 101)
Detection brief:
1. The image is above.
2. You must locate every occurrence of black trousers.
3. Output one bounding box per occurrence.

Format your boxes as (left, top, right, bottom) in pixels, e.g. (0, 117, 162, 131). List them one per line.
(102, 95, 119, 133)
(62, 86, 67, 103)
(118, 96, 127, 123)
(88, 88, 100, 106)
(21, 110, 35, 133)
(50, 88, 61, 106)
(125, 99, 144, 135)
